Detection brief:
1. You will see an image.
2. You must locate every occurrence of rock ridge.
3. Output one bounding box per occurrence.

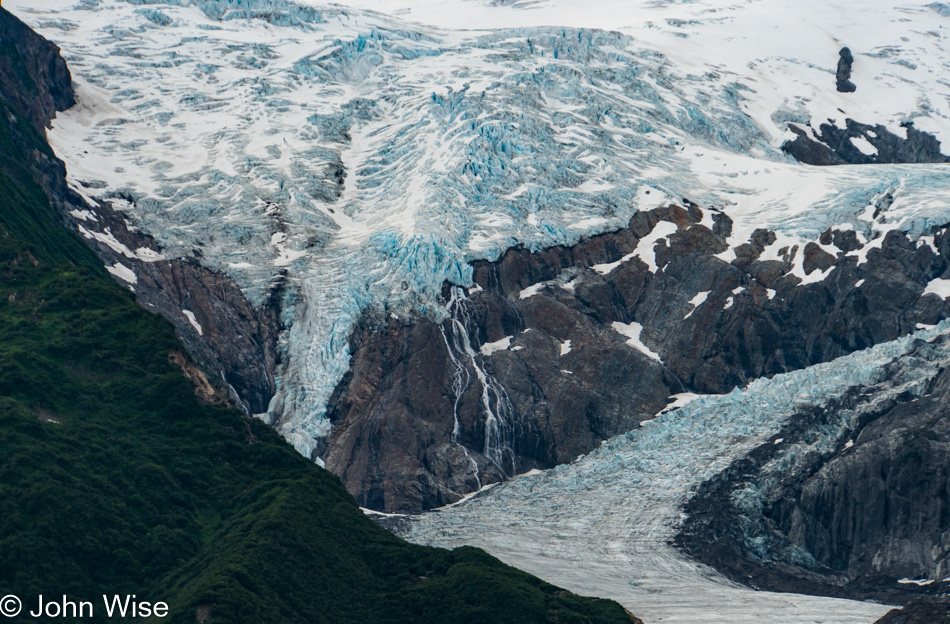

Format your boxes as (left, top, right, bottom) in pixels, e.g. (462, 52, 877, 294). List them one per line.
(327, 199, 950, 512)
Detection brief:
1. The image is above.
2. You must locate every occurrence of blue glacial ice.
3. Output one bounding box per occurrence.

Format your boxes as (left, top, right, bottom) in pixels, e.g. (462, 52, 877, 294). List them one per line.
(9, 0, 950, 457)
(402, 322, 950, 624)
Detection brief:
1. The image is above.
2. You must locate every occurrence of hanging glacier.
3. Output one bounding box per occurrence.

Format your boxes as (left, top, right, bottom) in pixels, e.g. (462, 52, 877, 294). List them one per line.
(8, 0, 950, 459)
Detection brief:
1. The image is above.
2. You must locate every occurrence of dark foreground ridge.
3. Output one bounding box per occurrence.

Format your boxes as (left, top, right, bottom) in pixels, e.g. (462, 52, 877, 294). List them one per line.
(0, 7, 640, 624)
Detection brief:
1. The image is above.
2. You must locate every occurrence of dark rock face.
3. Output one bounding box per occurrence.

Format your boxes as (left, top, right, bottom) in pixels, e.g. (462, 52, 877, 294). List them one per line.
(0, 6, 74, 133)
(0, 6, 281, 415)
(327, 200, 950, 512)
(783, 118, 950, 165)
(70, 197, 283, 414)
(836, 46, 857, 93)
(782, 47, 950, 165)
(677, 341, 950, 603)
(0, 7, 78, 230)
(875, 600, 950, 624)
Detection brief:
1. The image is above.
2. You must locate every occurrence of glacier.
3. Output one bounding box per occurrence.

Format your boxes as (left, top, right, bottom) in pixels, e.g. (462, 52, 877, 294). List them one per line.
(8, 0, 950, 459)
(401, 322, 950, 623)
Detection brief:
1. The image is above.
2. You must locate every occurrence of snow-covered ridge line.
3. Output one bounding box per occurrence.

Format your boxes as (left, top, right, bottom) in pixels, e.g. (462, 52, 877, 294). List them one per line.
(9, 0, 950, 457)
(403, 322, 950, 623)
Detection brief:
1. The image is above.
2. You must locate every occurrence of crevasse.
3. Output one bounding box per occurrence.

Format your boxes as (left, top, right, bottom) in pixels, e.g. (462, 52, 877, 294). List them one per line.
(403, 322, 950, 624)
(10, 0, 950, 458)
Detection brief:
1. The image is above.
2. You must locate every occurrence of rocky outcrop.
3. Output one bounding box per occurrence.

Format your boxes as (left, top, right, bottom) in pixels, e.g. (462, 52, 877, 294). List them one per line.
(875, 600, 950, 624)
(836, 46, 857, 93)
(0, 6, 281, 415)
(0, 6, 81, 235)
(676, 339, 950, 603)
(783, 118, 950, 165)
(70, 196, 283, 414)
(782, 47, 950, 166)
(0, 5, 74, 132)
(328, 200, 950, 512)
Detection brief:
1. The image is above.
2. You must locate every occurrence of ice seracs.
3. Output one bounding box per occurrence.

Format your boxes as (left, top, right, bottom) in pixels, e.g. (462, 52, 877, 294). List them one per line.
(8, 0, 950, 458)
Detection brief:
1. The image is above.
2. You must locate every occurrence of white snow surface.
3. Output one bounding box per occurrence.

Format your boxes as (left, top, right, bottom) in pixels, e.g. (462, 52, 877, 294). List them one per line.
(611, 321, 662, 362)
(683, 290, 709, 319)
(851, 135, 879, 156)
(658, 391, 706, 415)
(479, 335, 511, 356)
(182, 309, 204, 335)
(8, 0, 950, 456)
(405, 322, 950, 623)
(924, 277, 950, 298)
(106, 262, 137, 283)
(519, 283, 546, 300)
(593, 220, 679, 275)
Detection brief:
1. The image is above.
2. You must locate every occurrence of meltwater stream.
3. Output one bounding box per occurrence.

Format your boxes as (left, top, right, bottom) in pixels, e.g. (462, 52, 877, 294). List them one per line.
(12, 0, 950, 461)
(440, 287, 519, 477)
(402, 323, 950, 623)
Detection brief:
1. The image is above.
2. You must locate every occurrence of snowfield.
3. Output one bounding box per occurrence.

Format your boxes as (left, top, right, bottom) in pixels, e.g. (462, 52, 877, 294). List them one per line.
(9, 0, 950, 456)
(9, 0, 950, 621)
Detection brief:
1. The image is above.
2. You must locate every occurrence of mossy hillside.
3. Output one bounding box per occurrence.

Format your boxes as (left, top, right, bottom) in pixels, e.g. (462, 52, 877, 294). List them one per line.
(0, 42, 635, 624)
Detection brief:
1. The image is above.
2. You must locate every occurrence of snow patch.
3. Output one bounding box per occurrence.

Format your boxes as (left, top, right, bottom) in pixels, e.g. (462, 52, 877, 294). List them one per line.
(684, 290, 709, 319)
(480, 336, 511, 356)
(519, 283, 545, 300)
(592, 221, 678, 275)
(106, 262, 136, 284)
(658, 392, 705, 415)
(850, 136, 878, 156)
(182, 310, 203, 336)
(69, 209, 97, 222)
(924, 278, 950, 299)
(611, 321, 662, 363)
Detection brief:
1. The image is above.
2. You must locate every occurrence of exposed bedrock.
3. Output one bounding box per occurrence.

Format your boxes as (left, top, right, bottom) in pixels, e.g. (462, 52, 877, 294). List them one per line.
(0, 7, 282, 415)
(875, 600, 950, 624)
(68, 197, 283, 414)
(836, 46, 857, 93)
(783, 48, 950, 166)
(783, 118, 950, 165)
(0, 7, 78, 228)
(0, 6, 74, 133)
(327, 200, 950, 513)
(677, 351, 950, 603)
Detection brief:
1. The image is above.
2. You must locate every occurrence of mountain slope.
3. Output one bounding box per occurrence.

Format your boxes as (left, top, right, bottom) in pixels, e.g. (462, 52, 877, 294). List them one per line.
(0, 7, 638, 624)
(13, 0, 950, 465)
(8, 2, 950, 620)
(400, 320, 950, 623)
(328, 202, 950, 512)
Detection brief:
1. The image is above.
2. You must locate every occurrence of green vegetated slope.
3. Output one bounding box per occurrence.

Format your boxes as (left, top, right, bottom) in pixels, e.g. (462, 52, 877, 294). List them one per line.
(0, 8, 637, 624)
